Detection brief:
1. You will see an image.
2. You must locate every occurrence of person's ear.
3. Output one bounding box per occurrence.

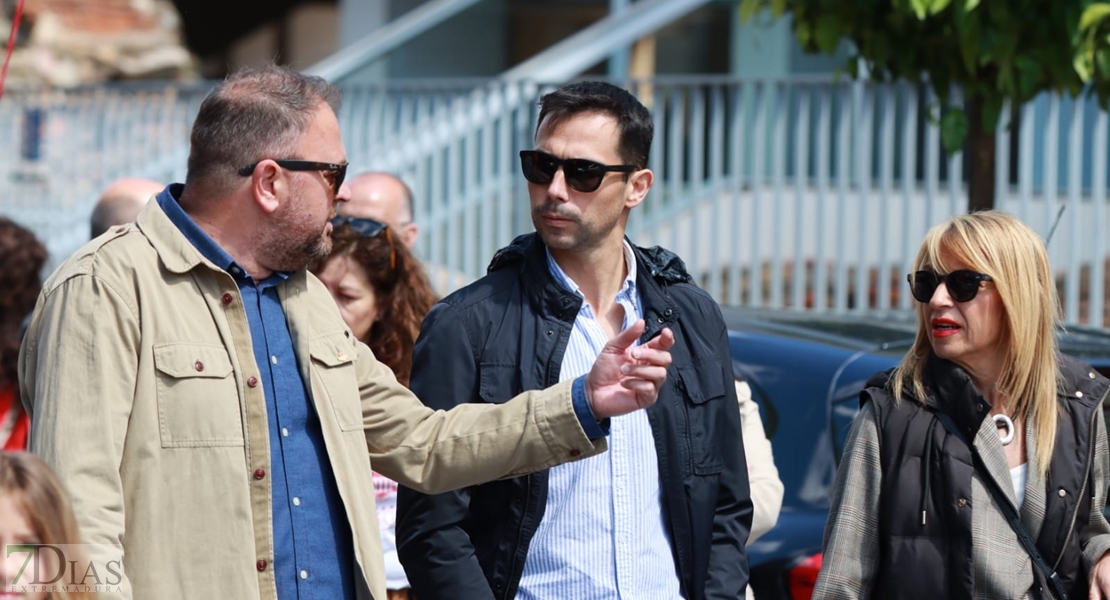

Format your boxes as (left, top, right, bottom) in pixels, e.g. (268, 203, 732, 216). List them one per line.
(249, 160, 286, 215)
(401, 222, 419, 249)
(625, 168, 653, 210)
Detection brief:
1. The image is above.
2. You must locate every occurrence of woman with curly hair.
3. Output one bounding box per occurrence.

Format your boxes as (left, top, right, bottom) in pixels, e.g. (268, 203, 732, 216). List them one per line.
(0, 218, 47, 451)
(312, 215, 439, 600)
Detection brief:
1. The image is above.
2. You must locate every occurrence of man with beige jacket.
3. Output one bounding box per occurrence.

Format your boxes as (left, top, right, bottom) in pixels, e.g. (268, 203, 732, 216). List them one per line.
(17, 65, 674, 600)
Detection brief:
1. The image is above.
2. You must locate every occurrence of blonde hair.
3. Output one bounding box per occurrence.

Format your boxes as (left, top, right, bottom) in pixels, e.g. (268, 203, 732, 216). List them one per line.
(890, 211, 1060, 475)
(0, 451, 96, 600)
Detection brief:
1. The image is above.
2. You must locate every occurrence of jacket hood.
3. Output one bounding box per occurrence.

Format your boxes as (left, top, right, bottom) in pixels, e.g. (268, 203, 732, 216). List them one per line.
(486, 232, 693, 285)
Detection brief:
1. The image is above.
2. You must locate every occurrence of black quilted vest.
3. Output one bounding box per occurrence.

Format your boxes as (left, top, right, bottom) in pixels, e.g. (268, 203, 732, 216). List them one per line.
(863, 354, 1107, 600)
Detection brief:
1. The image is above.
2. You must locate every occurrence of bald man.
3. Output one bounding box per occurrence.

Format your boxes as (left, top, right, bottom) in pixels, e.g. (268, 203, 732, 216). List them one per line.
(90, 178, 164, 239)
(341, 172, 419, 248)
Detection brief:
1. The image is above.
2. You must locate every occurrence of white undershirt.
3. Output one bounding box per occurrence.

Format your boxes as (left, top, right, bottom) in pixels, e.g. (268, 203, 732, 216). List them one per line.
(1010, 463, 1028, 509)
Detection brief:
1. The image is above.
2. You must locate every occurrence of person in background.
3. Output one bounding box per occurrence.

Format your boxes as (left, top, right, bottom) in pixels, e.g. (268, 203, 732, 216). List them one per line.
(815, 211, 1110, 599)
(736, 379, 784, 600)
(312, 215, 438, 600)
(342, 172, 419, 250)
(341, 171, 468, 294)
(19, 64, 675, 600)
(396, 80, 751, 600)
(0, 218, 46, 451)
(89, 177, 163, 239)
(0, 451, 96, 599)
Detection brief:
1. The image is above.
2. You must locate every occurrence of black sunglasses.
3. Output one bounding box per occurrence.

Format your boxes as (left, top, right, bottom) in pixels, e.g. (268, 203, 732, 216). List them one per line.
(907, 269, 993, 303)
(330, 215, 395, 270)
(519, 150, 638, 193)
(238, 160, 348, 196)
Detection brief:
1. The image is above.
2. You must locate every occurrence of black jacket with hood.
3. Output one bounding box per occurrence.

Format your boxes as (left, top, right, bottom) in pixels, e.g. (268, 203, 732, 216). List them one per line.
(396, 233, 753, 600)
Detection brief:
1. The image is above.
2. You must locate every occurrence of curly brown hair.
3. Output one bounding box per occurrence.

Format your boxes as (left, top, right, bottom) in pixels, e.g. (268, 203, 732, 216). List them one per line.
(0, 218, 47, 389)
(312, 224, 438, 386)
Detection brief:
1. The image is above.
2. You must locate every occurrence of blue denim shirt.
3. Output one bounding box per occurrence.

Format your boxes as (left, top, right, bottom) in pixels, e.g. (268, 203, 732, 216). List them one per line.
(158, 186, 355, 600)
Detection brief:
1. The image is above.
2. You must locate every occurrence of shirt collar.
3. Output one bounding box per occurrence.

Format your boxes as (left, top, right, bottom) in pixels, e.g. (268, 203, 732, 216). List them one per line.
(157, 184, 289, 285)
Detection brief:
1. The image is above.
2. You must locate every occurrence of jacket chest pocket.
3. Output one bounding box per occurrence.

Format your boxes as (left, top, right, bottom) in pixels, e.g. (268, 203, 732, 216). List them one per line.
(309, 334, 362, 431)
(678, 358, 728, 474)
(154, 343, 244, 448)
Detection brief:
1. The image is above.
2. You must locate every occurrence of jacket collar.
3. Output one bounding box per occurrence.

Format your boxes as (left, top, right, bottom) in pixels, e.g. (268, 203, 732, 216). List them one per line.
(137, 184, 218, 276)
(486, 233, 691, 335)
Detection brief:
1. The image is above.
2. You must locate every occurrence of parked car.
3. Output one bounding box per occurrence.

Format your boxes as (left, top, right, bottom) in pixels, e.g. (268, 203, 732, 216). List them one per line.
(725, 307, 1110, 600)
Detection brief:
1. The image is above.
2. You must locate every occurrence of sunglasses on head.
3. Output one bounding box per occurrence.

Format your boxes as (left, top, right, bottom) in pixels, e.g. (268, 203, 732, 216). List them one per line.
(330, 215, 396, 270)
(519, 150, 638, 193)
(238, 159, 348, 196)
(907, 269, 993, 303)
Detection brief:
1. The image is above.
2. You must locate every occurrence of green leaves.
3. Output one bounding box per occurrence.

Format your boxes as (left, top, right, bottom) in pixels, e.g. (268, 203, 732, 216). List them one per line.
(940, 109, 969, 154)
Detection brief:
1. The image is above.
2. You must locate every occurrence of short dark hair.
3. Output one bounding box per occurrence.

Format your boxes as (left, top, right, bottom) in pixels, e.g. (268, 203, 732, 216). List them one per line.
(535, 81, 653, 168)
(184, 64, 341, 198)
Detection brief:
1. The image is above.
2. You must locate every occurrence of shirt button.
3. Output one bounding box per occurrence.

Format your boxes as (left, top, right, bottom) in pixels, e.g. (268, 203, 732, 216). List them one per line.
(247, 376, 258, 388)
(194, 361, 204, 372)
(115, 226, 126, 233)
(569, 449, 581, 458)
(221, 293, 233, 305)
(293, 497, 301, 506)
(300, 570, 308, 580)
(282, 427, 289, 437)
(256, 559, 267, 571)
(254, 468, 266, 480)
(271, 356, 278, 365)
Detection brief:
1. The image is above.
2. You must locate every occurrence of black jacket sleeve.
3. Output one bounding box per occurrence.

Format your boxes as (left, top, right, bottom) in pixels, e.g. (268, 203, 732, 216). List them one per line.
(395, 301, 497, 599)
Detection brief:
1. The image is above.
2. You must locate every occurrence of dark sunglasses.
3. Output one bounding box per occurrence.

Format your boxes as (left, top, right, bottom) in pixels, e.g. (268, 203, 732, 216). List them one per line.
(907, 269, 993, 303)
(238, 159, 348, 196)
(330, 215, 395, 270)
(519, 150, 638, 193)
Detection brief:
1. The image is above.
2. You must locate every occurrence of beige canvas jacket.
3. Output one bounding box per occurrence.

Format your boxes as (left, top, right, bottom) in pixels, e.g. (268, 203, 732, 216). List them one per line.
(18, 200, 606, 600)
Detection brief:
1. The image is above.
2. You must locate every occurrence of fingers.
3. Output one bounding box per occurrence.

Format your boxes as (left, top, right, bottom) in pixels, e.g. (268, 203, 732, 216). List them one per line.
(604, 318, 646, 354)
(619, 364, 669, 383)
(642, 327, 675, 352)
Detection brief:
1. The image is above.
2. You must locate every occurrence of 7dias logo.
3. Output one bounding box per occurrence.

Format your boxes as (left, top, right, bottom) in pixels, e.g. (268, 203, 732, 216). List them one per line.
(4, 544, 125, 595)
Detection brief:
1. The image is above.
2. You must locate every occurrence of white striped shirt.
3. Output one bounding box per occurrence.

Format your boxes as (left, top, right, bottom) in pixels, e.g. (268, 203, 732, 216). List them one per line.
(516, 242, 682, 600)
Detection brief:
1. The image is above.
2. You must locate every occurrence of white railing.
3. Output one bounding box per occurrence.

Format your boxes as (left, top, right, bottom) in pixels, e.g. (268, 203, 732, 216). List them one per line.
(3, 76, 1109, 327)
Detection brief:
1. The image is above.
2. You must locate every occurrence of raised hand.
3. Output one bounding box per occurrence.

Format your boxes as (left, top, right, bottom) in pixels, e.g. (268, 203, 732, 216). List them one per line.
(584, 319, 675, 419)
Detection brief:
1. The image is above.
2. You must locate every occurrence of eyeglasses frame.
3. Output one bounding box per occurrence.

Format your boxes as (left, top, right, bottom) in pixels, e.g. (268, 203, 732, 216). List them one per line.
(518, 150, 639, 193)
(906, 269, 993, 303)
(238, 159, 348, 196)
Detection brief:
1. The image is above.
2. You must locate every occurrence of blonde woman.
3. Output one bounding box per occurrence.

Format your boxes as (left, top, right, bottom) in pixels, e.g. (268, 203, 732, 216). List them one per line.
(0, 451, 96, 599)
(815, 211, 1110, 599)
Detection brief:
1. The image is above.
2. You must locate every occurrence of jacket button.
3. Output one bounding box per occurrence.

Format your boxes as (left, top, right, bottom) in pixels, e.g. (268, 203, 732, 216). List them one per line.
(1076, 391, 1084, 398)
(247, 376, 258, 388)
(957, 498, 967, 507)
(1059, 488, 1067, 497)
(569, 449, 581, 458)
(222, 293, 233, 305)
(664, 308, 673, 317)
(256, 559, 267, 571)
(254, 468, 266, 480)
(976, 403, 984, 412)
(657, 317, 665, 324)
(194, 361, 204, 372)
(546, 330, 554, 336)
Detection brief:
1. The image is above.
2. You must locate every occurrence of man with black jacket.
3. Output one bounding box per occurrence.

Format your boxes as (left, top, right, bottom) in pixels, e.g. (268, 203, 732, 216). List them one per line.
(396, 81, 752, 600)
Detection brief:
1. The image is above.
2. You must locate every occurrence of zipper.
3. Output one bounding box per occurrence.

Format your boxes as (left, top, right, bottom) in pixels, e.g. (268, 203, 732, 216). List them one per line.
(1051, 394, 1103, 572)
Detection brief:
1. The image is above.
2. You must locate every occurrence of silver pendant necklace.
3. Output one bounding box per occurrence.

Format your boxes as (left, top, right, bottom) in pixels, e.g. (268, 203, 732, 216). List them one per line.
(993, 413, 1015, 445)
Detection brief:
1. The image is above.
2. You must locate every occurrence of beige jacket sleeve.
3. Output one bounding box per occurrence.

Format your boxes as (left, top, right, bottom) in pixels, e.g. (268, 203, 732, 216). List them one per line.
(736, 380, 784, 543)
(352, 339, 608, 495)
(19, 271, 136, 598)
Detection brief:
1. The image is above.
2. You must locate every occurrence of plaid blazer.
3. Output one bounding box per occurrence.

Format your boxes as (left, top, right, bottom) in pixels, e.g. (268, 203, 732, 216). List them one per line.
(814, 367, 1110, 600)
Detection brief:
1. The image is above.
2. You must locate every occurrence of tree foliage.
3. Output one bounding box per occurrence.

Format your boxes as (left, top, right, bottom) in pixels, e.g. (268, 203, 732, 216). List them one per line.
(740, 0, 1110, 210)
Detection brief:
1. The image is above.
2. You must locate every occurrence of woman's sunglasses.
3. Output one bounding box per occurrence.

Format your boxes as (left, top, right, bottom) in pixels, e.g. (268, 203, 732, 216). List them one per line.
(330, 215, 395, 270)
(907, 269, 993, 303)
(519, 150, 638, 193)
